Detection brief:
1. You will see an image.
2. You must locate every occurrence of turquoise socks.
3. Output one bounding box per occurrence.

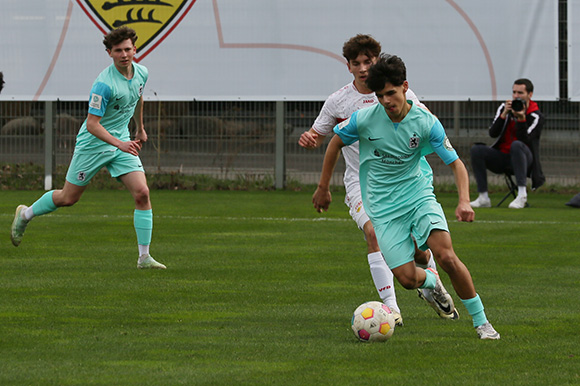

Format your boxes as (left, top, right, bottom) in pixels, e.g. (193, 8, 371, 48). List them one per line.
(419, 268, 437, 289)
(461, 294, 488, 327)
(134, 209, 153, 246)
(31, 191, 58, 216)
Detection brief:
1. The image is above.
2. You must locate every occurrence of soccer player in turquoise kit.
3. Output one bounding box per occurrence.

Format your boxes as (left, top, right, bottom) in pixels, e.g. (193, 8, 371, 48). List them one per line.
(11, 27, 165, 269)
(315, 54, 499, 339)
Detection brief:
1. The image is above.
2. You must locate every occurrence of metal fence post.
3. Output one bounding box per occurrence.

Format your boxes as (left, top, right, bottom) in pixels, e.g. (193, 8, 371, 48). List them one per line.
(275, 101, 285, 189)
(44, 101, 54, 191)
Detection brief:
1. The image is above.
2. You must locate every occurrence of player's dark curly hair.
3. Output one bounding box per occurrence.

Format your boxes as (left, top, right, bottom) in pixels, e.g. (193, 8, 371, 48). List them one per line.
(366, 54, 407, 92)
(342, 34, 381, 62)
(102, 26, 138, 50)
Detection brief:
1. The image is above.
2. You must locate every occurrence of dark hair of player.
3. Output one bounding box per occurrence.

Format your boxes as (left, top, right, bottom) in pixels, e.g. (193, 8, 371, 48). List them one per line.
(102, 27, 138, 50)
(342, 34, 381, 62)
(366, 53, 407, 92)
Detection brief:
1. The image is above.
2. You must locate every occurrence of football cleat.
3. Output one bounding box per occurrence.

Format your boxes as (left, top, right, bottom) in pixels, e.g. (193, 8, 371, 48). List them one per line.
(476, 322, 500, 340)
(391, 311, 403, 327)
(418, 268, 460, 320)
(11, 205, 30, 247)
(137, 254, 166, 269)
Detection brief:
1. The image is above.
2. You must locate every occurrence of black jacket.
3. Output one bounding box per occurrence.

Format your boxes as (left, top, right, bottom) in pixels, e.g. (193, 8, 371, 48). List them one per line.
(489, 100, 545, 190)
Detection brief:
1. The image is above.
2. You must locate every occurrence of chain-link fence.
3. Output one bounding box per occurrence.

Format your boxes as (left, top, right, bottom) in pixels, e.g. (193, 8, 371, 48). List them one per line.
(1, 100, 579, 189)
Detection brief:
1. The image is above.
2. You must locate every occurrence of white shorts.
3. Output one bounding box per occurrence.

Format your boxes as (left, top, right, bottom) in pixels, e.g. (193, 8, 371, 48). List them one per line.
(345, 187, 370, 230)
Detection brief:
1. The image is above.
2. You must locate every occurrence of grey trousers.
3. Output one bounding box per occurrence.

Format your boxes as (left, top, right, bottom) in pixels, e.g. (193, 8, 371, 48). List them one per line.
(470, 141, 533, 192)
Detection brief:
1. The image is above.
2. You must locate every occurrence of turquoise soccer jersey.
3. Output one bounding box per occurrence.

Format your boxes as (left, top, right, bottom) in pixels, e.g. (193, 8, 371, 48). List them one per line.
(334, 101, 458, 224)
(74, 63, 148, 154)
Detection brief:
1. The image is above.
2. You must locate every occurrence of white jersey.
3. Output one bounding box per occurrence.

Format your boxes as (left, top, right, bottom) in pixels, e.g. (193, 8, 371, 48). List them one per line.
(312, 81, 426, 191)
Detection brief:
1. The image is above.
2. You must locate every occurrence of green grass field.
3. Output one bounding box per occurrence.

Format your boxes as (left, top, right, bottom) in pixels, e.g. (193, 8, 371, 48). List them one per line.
(1, 189, 579, 385)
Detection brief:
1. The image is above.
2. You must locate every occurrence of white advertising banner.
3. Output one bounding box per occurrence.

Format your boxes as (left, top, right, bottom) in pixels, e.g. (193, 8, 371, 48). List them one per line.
(569, 0, 580, 101)
(0, 0, 559, 101)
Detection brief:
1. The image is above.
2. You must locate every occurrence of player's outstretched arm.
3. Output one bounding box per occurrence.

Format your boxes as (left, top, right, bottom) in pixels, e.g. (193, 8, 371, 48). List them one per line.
(298, 128, 326, 149)
(449, 159, 475, 222)
(312, 135, 344, 213)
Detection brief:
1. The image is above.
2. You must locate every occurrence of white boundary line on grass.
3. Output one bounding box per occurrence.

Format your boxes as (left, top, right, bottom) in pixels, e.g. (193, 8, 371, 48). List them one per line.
(3, 213, 578, 225)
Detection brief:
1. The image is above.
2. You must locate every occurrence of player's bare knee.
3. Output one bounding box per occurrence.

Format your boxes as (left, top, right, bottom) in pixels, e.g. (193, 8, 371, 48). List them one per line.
(132, 187, 150, 206)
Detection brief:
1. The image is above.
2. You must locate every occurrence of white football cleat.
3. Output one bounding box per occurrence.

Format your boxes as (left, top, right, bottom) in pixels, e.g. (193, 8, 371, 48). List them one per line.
(11, 205, 30, 247)
(420, 268, 460, 320)
(391, 311, 404, 327)
(137, 254, 166, 269)
(476, 322, 500, 340)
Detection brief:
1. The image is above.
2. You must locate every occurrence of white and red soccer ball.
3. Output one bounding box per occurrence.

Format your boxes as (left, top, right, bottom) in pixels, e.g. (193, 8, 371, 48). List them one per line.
(351, 301, 396, 342)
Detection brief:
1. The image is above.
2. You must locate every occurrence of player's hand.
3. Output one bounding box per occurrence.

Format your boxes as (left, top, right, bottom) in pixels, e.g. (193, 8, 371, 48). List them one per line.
(312, 186, 332, 213)
(298, 131, 318, 149)
(117, 140, 143, 156)
(455, 201, 475, 222)
(135, 130, 148, 144)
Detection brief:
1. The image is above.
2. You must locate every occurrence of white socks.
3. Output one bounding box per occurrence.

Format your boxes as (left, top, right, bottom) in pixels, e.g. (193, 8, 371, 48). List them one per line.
(517, 186, 527, 197)
(23, 206, 35, 221)
(138, 245, 150, 258)
(367, 252, 399, 313)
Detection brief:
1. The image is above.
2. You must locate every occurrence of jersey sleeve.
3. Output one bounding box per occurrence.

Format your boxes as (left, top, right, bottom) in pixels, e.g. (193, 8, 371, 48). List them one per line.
(428, 120, 459, 165)
(312, 98, 338, 136)
(333, 111, 360, 146)
(87, 81, 111, 117)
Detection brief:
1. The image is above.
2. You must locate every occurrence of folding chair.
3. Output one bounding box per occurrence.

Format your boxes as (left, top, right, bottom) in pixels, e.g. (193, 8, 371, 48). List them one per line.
(496, 173, 517, 207)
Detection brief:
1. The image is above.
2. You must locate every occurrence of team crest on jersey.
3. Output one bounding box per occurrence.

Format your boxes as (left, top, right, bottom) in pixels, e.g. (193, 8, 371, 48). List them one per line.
(76, 0, 196, 62)
(408, 133, 420, 149)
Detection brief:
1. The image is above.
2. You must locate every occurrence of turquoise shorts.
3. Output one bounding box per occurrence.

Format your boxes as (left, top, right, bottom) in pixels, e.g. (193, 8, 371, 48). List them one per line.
(66, 150, 144, 186)
(373, 198, 449, 269)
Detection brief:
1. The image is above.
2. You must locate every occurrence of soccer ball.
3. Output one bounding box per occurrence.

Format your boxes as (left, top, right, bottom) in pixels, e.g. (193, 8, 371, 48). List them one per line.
(351, 301, 396, 342)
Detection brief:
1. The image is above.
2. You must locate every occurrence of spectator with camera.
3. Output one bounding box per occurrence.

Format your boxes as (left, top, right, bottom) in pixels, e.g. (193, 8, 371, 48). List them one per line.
(470, 78, 545, 209)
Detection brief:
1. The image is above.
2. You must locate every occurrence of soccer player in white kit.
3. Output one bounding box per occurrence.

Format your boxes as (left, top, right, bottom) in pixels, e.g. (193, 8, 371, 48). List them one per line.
(299, 35, 458, 324)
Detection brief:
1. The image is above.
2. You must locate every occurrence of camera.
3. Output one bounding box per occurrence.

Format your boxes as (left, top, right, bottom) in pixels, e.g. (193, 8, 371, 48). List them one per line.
(511, 98, 525, 112)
